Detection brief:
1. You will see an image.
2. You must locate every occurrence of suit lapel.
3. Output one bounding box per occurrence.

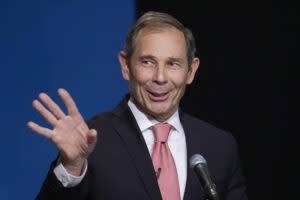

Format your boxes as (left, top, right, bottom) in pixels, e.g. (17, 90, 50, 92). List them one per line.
(181, 110, 194, 200)
(111, 97, 162, 200)
(181, 111, 205, 200)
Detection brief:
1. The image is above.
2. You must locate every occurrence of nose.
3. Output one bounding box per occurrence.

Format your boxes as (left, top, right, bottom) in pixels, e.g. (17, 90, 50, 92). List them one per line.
(153, 65, 167, 84)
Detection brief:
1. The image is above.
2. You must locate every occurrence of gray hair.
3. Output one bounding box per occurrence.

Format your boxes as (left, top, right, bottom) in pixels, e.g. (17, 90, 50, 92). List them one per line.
(124, 11, 197, 67)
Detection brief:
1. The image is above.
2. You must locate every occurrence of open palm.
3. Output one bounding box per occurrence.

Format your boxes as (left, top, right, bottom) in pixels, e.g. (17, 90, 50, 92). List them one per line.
(28, 88, 97, 175)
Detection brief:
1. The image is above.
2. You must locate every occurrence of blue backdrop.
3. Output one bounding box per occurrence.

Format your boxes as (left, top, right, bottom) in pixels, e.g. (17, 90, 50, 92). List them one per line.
(0, 0, 134, 199)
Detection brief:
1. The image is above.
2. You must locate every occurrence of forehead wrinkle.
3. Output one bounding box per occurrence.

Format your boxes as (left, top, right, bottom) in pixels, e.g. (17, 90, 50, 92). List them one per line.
(134, 27, 188, 64)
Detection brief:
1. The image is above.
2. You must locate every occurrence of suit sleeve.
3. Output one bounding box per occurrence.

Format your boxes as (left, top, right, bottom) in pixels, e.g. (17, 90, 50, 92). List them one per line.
(35, 157, 91, 200)
(35, 118, 102, 200)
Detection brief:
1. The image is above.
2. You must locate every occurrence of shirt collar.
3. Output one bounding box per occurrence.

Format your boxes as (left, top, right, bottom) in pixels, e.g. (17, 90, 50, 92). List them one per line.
(127, 98, 184, 134)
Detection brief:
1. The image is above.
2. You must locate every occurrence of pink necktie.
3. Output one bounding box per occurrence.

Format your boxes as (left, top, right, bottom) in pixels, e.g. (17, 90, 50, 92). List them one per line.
(151, 123, 180, 200)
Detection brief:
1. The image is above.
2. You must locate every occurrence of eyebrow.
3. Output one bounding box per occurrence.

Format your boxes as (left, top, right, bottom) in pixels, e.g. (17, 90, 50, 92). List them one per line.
(139, 55, 156, 61)
(167, 57, 186, 64)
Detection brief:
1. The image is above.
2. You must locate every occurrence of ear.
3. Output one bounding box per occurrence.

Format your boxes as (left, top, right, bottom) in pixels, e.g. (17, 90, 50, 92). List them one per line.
(186, 57, 200, 84)
(118, 51, 130, 81)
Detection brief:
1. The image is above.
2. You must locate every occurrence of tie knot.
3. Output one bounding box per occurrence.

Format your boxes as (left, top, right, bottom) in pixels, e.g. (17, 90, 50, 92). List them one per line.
(152, 123, 172, 143)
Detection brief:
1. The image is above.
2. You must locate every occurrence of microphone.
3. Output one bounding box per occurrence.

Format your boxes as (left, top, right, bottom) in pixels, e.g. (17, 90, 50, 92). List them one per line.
(190, 154, 219, 200)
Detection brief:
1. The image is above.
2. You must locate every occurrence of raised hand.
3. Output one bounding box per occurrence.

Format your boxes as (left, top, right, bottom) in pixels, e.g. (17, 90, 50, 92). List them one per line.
(28, 88, 97, 176)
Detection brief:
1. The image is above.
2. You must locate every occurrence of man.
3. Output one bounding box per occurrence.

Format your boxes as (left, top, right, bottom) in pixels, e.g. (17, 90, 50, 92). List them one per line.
(28, 11, 247, 200)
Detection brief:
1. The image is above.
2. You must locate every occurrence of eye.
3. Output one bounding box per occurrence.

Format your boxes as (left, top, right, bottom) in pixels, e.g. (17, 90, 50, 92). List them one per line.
(168, 61, 180, 68)
(141, 60, 154, 66)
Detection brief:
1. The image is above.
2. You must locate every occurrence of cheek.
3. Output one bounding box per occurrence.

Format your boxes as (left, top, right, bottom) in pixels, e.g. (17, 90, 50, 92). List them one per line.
(132, 68, 153, 85)
(129, 70, 150, 98)
(170, 72, 188, 88)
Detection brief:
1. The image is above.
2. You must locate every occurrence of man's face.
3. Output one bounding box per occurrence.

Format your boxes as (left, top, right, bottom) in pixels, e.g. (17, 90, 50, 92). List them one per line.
(119, 27, 199, 121)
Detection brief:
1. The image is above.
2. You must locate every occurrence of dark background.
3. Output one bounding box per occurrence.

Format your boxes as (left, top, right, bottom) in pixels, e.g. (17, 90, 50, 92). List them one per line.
(137, 1, 293, 199)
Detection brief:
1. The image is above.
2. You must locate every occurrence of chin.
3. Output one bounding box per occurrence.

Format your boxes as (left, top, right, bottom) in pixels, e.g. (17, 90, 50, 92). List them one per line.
(146, 103, 172, 119)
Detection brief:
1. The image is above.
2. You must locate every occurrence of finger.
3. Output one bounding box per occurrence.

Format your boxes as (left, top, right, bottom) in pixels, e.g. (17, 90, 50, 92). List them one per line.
(87, 129, 98, 145)
(32, 99, 58, 127)
(58, 88, 79, 116)
(27, 121, 52, 139)
(39, 93, 66, 119)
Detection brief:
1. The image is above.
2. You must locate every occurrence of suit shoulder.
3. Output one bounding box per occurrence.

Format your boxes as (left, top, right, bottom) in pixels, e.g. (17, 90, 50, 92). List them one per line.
(86, 110, 114, 130)
(182, 112, 237, 145)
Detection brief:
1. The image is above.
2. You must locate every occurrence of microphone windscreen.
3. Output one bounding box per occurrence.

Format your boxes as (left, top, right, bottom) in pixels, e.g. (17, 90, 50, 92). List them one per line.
(190, 154, 207, 168)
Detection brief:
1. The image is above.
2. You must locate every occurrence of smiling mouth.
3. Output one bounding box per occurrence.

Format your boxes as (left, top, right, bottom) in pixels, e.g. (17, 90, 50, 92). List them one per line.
(147, 91, 169, 101)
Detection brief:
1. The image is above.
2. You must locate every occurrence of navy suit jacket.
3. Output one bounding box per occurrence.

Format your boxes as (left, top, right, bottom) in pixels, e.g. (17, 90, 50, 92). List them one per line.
(36, 96, 248, 200)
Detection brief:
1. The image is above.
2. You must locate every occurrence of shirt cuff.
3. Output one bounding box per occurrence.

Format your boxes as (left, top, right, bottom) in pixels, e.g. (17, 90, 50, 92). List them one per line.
(53, 157, 88, 188)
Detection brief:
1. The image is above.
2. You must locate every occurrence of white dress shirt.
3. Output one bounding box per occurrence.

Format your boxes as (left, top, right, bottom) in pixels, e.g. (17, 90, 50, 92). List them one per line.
(54, 98, 187, 199)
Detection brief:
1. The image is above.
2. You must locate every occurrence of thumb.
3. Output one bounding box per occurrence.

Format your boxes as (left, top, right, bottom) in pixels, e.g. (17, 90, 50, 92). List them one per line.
(87, 129, 98, 146)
